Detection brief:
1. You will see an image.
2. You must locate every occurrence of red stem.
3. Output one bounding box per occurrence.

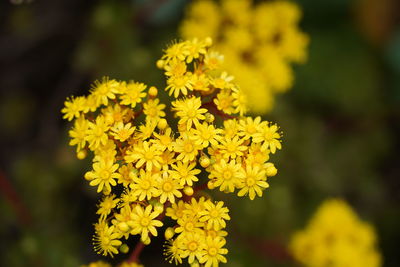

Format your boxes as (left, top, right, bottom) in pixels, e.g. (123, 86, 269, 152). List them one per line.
(0, 170, 32, 226)
(127, 241, 145, 263)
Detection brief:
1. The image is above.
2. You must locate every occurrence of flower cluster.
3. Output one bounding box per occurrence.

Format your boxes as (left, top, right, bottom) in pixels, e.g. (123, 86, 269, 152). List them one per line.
(290, 199, 382, 267)
(180, 0, 309, 114)
(62, 38, 282, 266)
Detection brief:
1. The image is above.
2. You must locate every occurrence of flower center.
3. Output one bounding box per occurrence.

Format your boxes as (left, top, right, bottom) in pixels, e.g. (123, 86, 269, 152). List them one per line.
(208, 247, 218, 256)
(246, 177, 256, 186)
(188, 241, 198, 251)
(144, 151, 154, 160)
(223, 170, 233, 180)
(141, 180, 151, 190)
(187, 109, 196, 118)
(184, 222, 194, 232)
(140, 217, 150, 227)
(226, 143, 237, 153)
(184, 142, 194, 153)
(100, 170, 110, 179)
(210, 209, 220, 218)
(162, 181, 173, 192)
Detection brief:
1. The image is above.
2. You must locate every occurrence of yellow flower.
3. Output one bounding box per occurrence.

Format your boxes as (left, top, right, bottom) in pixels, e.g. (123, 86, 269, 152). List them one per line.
(290, 199, 382, 267)
(232, 87, 247, 115)
(253, 122, 282, 153)
(125, 141, 163, 171)
(86, 115, 110, 151)
(193, 122, 222, 148)
(169, 161, 200, 186)
(181, 0, 309, 114)
(222, 119, 240, 139)
(164, 58, 187, 77)
(68, 116, 89, 151)
(161, 41, 187, 64)
(97, 194, 119, 220)
(183, 197, 206, 219)
(90, 77, 120, 106)
(111, 204, 135, 238)
(191, 73, 210, 92)
(218, 136, 247, 159)
(245, 143, 270, 167)
(117, 164, 136, 187)
(237, 165, 268, 200)
(166, 73, 194, 98)
(128, 205, 163, 241)
(183, 38, 208, 63)
(152, 128, 174, 151)
(93, 221, 122, 257)
(164, 238, 184, 265)
(87, 158, 121, 193)
(119, 81, 147, 108)
(211, 71, 234, 90)
(209, 159, 241, 193)
(173, 133, 203, 163)
(157, 172, 183, 204)
(213, 90, 235, 115)
(175, 215, 204, 235)
(199, 236, 228, 267)
(166, 200, 186, 221)
(172, 96, 207, 129)
(238, 116, 262, 140)
(102, 104, 131, 125)
(199, 200, 230, 231)
(129, 169, 160, 201)
(61, 96, 85, 121)
(178, 232, 206, 264)
(110, 122, 135, 142)
(143, 98, 166, 122)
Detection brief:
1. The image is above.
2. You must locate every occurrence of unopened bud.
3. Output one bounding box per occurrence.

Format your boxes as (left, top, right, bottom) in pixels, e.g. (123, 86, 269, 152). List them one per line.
(205, 37, 213, 47)
(265, 163, 277, 177)
(118, 222, 130, 232)
(119, 244, 129, 254)
(149, 86, 158, 97)
(77, 150, 87, 160)
(141, 236, 151, 245)
(207, 181, 215, 190)
(164, 227, 175, 240)
(205, 113, 215, 123)
(183, 186, 194, 196)
(157, 118, 168, 130)
(199, 156, 210, 168)
(156, 59, 165, 69)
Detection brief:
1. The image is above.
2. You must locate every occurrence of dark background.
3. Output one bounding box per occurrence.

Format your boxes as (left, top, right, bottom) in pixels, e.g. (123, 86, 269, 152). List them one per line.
(0, 0, 399, 266)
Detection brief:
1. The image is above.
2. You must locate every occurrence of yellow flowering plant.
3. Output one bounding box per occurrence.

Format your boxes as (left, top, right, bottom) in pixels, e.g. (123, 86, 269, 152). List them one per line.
(290, 199, 382, 267)
(180, 0, 309, 114)
(62, 38, 282, 266)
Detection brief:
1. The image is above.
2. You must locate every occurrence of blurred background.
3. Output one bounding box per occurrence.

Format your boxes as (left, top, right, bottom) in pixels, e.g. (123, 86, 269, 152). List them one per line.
(0, 0, 399, 266)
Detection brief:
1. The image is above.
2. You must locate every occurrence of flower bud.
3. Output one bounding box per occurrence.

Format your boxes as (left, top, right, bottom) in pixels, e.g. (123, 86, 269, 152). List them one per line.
(265, 163, 277, 177)
(77, 150, 87, 160)
(156, 59, 165, 69)
(149, 86, 158, 97)
(118, 222, 130, 232)
(183, 186, 194, 196)
(119, 244, 129, 254)
(200, 156, 210, 168)
(207, 181, 215, 190)
(205, 113, 215, 123)
(164, 227, 175, 240)
(157, 118, 168, 130)
(141, 236, 151, 245)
